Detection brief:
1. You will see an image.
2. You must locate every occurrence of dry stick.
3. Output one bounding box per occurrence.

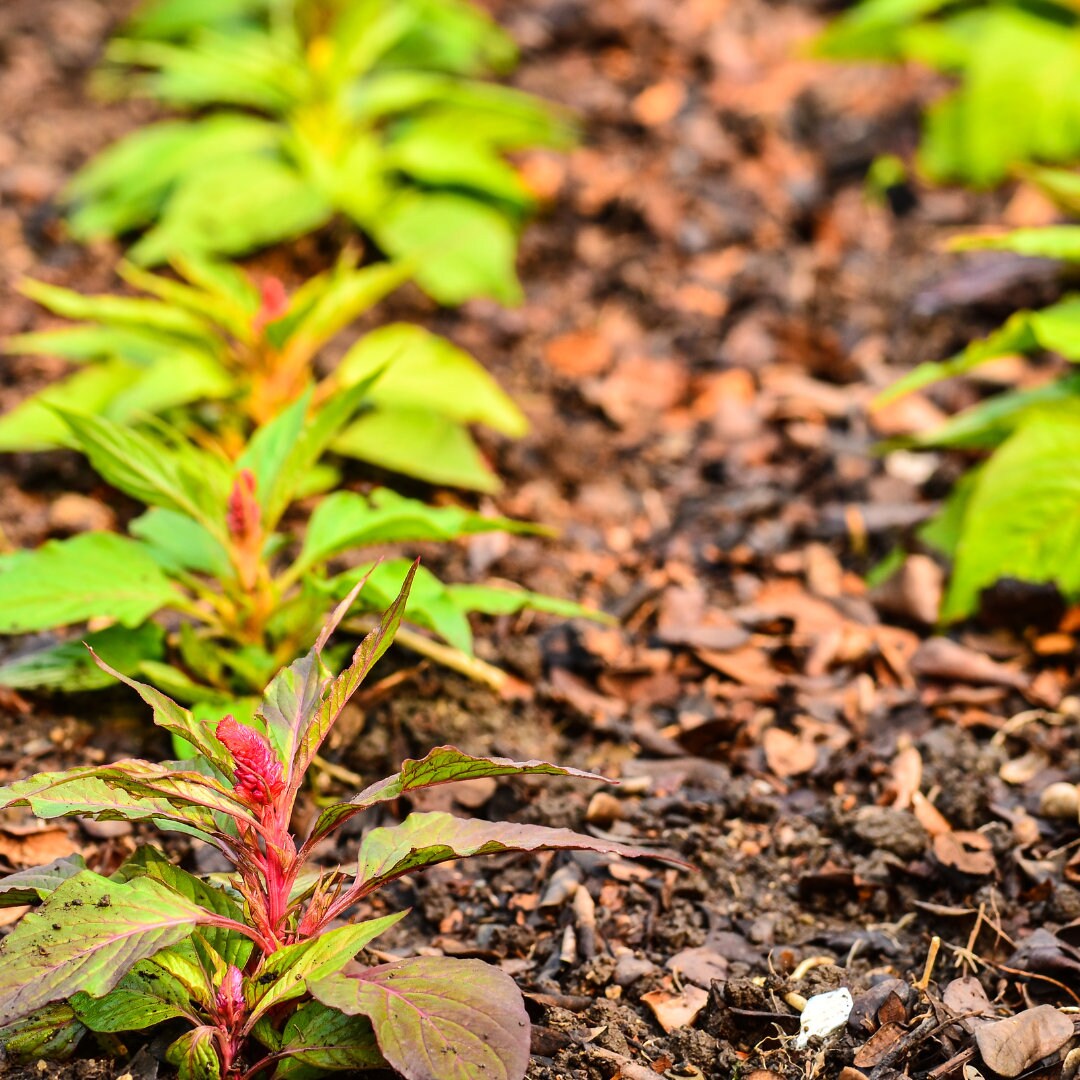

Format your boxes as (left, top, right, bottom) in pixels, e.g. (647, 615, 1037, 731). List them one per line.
(989, 962, 1080, 1008)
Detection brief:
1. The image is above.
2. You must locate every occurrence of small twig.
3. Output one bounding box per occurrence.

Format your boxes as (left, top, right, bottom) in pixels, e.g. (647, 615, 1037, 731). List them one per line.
(915, 935, 941, 992)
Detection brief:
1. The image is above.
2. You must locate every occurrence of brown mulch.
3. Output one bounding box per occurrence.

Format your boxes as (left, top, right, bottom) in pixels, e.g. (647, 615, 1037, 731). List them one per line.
(2, 1, 1080, 1079)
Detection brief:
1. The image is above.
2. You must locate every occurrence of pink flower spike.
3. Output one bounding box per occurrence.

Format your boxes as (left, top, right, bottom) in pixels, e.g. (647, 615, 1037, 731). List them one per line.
(216, 715, 284, 806)
(215, 964, 245, 1026)
(253, 276, 289, 333)
(226, 469, 259, 542)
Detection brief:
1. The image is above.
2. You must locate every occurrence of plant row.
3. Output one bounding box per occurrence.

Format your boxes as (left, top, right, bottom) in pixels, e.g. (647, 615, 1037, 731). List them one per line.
(818, 0, 1080, 624)
(0, 3, 644, 1080)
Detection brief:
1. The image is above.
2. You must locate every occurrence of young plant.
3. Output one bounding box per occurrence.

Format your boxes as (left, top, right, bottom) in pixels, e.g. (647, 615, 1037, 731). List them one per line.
(65, 0, 574, 304)
(814, 0, 1080, 187)
(0, 398, 596, 704)
(874, 226, 1080, 621)
(2, 252, 526, 492)
(0, 571, 682, 1079)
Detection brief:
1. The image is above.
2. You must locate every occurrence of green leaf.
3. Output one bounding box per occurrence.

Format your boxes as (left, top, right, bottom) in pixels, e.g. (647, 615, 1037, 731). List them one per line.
(327, 559, 472, 654)
(0, 533, 178, 632)
(0, 1005, 87, 1063)
(114, 847, 250, 967)
(56, 410, 230, 540)
(71, 960, 193, 1031)
(310, 956, 529, 1080)
(308, 746, 608, 844)
(335, 409, 500, 491)
(0, 623, 165, 692)
(389, 125, 531, 204)
(0, 360, 151, 452)
(265, 561, 415, 782)
(130, 152, 333, 266)
(899, 375, 1080, 452)
(915, 11, 1080, 186)
(0, 855, 87, 907)
(274, 1001, 384, 1077)
(335, 322, 527, 435)
(874, 308, 1039, 407)
(66, 115, 281, 241)
(239, 378, 375, 531)
(166, 1025, 222, 1080)
(279, 261, 413, 369)
(247, 912, 407, 1026)
(18, 278, 216, 340)
(943, 410, 1080, 620)
(371, 191, 522, 305)
(354, 810, 684, 894)
(130, 508, 231, 577)
(950, 225, 1080, 261)
(447, 583, 612, 623)
(296, 489, 538, 575)
(0, 871, 207, 1026)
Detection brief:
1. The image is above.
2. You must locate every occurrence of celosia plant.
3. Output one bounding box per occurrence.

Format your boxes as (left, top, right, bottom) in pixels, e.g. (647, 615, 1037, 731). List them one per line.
(0, 398, 595, 701)
(0, 569, 682, 1078)
(2, 252, 526, 492)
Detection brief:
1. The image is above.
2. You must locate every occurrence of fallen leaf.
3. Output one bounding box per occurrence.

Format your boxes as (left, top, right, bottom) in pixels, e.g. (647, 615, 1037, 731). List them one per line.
(544, 329, 613, 377)
(869, 555, 943, 626)
(975, 1005, 1074, 1077)
(910, 638, 1029, 694)
(890, 745, 922, 810)
(666, 946, 728, 988)
(631, 80, 687, 126)
(0, 825, 79, 868)
(641, 984, 710, 1032)
(763, 726, 817, 778)
(933, 831, 996, 876)
(943, 977, 994, 1033)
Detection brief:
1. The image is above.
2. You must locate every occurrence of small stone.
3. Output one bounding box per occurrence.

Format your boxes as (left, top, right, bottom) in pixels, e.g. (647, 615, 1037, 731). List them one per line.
(1039, 782, 1079, 821)
(586, 791, 623, 826)
(850, 806, 928, 859)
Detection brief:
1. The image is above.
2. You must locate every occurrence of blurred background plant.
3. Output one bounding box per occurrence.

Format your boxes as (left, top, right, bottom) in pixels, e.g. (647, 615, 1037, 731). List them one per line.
(1, 252, 527, 492)
(65, 0, 576, 304)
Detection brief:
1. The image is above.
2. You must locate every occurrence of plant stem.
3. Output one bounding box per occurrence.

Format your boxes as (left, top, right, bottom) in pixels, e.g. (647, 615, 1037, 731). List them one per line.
(342, 617, 508, 692)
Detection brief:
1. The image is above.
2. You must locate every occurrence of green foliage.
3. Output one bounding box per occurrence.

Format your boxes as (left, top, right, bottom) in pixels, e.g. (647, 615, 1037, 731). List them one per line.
(0, 581, 683, 1080)
(0, 403, 597, 697)
(3, 254, 526, 491)
(65, 0, 574, 304)
(876, 224, 1080, 620)
(815, 0, 1080, 186)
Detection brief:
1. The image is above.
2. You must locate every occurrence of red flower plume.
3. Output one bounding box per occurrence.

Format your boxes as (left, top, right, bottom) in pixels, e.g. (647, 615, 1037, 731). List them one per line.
(253, 276, 289, 333)
(216, 715, 284, 806)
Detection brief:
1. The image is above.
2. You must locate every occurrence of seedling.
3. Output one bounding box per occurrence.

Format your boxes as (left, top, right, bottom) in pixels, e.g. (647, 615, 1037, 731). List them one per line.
(66, 0, 575, 304)
(873, 227, 1080, 620)
(0, 399, 597, 703)
(815, 0, 1080, 186)
(3, 252, 526, 492)
(0, 571, 681, 1079)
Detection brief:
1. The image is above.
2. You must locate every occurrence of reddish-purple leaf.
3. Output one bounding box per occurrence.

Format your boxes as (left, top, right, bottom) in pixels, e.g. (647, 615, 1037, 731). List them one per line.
(354, 810, 686, 895)
(310, 956, 529, 1080)
(306, 746, 612, 845)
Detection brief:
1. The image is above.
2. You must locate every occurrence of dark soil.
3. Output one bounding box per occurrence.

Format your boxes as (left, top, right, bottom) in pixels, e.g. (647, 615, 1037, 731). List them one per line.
(3, 1, 1080, 1079)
